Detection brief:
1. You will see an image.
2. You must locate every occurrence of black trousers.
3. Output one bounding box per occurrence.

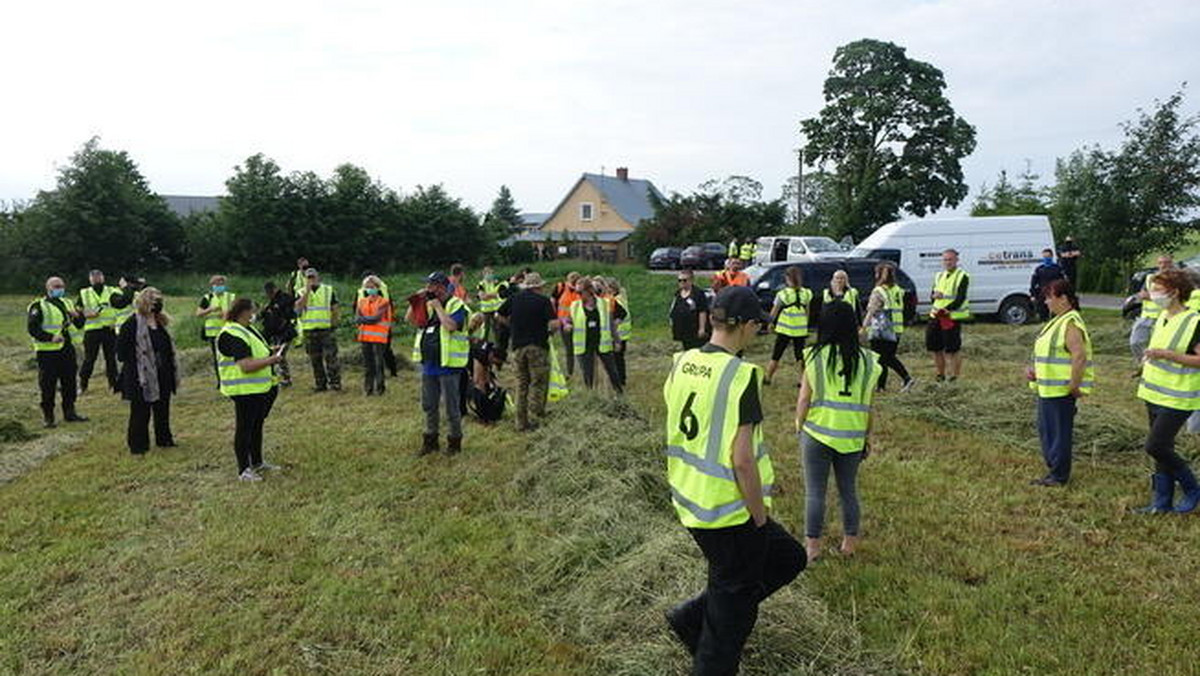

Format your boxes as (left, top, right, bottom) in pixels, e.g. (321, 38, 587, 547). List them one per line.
(232, 388, 278, 473)
(560, 329, 574, 376)
(869, 338, 910, 390)
(1145, 403, 1194, 476)
(80, 328, 118, 391)
(678, 519, 806, 676)
(127, 396, 173, 454)
(680, 336, 706, 351)
(382, 335, 398, 376)
(37, 348, 78, 413)
(361, 342, 387, 394)
(578, 350, 622, 393)
(613, 341, 628, 389)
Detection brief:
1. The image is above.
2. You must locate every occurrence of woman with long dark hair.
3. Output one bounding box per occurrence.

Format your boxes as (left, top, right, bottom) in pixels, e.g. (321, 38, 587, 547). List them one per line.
(795, 302, 880, 562)
(1025, 279, 1093, 486)
(863, 263, 914, 392)
(116, 287, 178, 455)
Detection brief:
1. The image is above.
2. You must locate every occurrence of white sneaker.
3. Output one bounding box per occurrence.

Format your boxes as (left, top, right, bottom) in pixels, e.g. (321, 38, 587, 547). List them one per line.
(901, 378, 917, 393)
(238, 468, 263, 482)
(255, 462, 281, 472)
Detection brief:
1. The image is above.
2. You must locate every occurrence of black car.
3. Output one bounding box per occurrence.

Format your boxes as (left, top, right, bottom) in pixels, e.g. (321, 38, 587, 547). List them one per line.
(1122, 256, 1200, 319)
(747, 259, 918, 327)
(648, 246, 683, 270)
(681, 242, 727, 270)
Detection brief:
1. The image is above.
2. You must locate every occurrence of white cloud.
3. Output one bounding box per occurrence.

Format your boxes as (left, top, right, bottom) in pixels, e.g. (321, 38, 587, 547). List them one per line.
(2, 0, 1197, 217)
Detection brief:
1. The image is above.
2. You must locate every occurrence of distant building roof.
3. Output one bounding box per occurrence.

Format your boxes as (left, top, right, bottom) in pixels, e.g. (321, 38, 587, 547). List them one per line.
(520, 212, 551, 228)
(580, 173, 662, 226)
(161, 195, 220, 218)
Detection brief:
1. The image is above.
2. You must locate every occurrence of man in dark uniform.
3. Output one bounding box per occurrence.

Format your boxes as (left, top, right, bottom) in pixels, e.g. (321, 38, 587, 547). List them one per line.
(1057, 235, 1081, 287)
(28, 276, 89, 428)
(261, 281, 296, 386)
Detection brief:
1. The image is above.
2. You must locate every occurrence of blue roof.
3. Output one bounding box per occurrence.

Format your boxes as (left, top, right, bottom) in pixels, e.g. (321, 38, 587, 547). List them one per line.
(520, 212, 551, 227)
(581, 173, 663, 226)
(507, 229, 631, 244)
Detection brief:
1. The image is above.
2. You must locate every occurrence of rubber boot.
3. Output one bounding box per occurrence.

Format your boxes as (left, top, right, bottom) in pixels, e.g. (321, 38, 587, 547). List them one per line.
(417, 433, 438, 457)
(41, 404, 56, 429)
(1133, 473, 1175, 514)
(664, 593, 705, 656)
(1174, 467, 1200, 514)
(446, 436, 462, 456)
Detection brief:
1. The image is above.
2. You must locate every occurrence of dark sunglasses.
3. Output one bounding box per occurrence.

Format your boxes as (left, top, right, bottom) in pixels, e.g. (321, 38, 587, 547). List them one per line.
(677, 277, 689, 283)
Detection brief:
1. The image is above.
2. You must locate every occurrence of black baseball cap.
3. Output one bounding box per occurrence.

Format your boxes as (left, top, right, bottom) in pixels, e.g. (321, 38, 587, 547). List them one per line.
(711, 286, 770, 324)
(426, 271, 450, 286)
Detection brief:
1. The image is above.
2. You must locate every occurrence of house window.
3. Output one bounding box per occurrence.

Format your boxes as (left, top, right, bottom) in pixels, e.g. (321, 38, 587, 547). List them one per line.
(580, 202, 594, 221)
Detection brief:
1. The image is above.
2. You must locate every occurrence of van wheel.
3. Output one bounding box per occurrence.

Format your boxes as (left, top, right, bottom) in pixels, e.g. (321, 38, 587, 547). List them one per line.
(998, 295, 1032, 325)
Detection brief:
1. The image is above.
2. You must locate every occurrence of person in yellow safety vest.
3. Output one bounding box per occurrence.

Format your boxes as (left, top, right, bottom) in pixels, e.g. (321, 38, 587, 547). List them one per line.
(288, 257, 310, 347)
(356, 275, 393, 396)
(602, 276, 632, 390)
(406, 271, 470, 457)
(1025, 279, 1093, 487)
(863, 262, 914, 392)
(822, 269, 861, 324)
(739, 239, 755, 263)
(476, 266, 509, 344)
(765, 265, 812, 387)
(563, 278, 623, 393)
(1130, 254, 1175, 370)
(926, 248, 971, 382)
(195, 275, 234, 385)
(662, 285, 804, 671)
(728, 239, 739, 259)
(27, 276, 89, 428)
(796, 300, 880, 563)
(1132, 269, 1200, 514)
(217, 297, 285, 482)
(295, 267, 342, 392)
(78, 269, 133, 393)
(359, 270, 398, 378)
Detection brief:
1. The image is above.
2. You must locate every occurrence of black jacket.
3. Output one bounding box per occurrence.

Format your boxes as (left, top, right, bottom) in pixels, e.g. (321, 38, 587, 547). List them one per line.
(116, 316, 178, 402)
(27, 297, 86, 346)
(261, 291, 297, 343)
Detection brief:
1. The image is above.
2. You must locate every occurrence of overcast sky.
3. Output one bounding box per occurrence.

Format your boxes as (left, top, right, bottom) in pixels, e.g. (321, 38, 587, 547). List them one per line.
(3, 0, 1197, 216)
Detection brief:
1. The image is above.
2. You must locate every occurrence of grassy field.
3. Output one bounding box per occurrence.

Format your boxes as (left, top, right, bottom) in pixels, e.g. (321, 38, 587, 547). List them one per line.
(1, 268, 1199, 675)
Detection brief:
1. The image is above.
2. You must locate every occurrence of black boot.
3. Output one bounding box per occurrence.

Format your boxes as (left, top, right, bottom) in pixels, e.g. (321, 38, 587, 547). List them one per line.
(63, 407, 89, 423)
(664, 594, 705, 656)
(418, 433, 438, 456)
(41, 404, 56, 429)
(446, 436, 462, 456)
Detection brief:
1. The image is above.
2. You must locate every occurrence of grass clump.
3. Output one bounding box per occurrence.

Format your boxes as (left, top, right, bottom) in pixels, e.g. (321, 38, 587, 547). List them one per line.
(512, 392, 904, 675)
(0, 418, 35, 444)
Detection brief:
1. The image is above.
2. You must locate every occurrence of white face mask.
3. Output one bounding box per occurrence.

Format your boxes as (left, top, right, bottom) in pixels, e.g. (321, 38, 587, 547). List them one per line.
(1150, 292, 1172, 308)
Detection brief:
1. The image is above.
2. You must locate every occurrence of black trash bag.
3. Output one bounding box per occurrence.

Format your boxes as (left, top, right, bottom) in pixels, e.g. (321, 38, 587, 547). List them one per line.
(467, 382, 506, 423)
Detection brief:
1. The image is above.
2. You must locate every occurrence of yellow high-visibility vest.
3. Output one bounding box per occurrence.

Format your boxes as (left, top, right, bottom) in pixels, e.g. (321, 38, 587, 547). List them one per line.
(1030, 310, 1094, 397)
(933, 268, 970, 320)
(216, 323, 275, 397)
(1138, 309, 1200, 410)
(802, 345, 880, 453)
(774, 287, 812, 337)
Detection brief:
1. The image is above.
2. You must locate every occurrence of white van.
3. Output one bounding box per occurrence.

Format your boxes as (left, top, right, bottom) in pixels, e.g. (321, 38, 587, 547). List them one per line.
(754, 236, 845, 265)
(848, 215, 1054, 324)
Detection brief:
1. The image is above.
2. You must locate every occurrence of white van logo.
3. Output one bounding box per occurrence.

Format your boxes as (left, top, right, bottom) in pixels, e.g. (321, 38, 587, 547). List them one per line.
(978, 250, 1037, 268)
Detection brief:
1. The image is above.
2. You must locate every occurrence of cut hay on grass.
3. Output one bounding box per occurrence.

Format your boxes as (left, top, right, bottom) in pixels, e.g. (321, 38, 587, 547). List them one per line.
(512, 392, 905, 675)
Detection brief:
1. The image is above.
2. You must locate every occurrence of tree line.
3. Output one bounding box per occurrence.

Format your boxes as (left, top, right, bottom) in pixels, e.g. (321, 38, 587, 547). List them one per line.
(0, 141, 532, 290)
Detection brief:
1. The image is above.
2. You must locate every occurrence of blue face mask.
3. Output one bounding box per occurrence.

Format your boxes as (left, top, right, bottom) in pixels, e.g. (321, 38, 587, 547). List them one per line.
(49, 288, 65, 299)
(212, 285, 227, 294)
(1043, 257, 1054, 266)
(365, 288, 380, 296)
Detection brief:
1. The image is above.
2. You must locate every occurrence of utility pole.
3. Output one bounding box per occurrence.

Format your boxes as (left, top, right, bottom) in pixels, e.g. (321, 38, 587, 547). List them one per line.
(796, 148, 805, 226)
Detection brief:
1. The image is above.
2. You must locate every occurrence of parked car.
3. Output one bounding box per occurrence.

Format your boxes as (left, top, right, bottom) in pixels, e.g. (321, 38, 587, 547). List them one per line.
(753, 236, 846, 265)
(681, 242, 728, 270)
(746, 259, 918, 329)
(849, 215, 1055, 325)
(648, 246, 683, 270)
(1122, 256, 1200, 319)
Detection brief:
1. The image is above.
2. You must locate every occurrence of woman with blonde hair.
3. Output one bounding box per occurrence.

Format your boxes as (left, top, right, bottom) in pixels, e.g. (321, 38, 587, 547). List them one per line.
(823, 269, 860, 324)
(116, 287, 179, 455)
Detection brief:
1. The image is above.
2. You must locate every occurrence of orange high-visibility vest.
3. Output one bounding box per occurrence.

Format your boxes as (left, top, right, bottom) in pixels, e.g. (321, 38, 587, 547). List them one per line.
(356, 295, 392, 344)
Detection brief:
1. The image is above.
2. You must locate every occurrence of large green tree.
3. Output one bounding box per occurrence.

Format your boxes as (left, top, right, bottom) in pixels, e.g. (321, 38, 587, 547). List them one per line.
(629, 176, 786, 257)
(15, 138, 184, 282)
(483, 185, 523, 243)
(800, 39, 977, 241)
(971, 168, 1051, 218)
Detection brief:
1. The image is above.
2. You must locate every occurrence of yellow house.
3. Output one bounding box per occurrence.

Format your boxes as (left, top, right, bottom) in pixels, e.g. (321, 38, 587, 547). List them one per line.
(515, 168, 663, 263)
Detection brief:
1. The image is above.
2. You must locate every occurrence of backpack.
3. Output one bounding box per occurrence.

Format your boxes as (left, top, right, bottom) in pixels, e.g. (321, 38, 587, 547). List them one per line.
(467, 382, 507, 423)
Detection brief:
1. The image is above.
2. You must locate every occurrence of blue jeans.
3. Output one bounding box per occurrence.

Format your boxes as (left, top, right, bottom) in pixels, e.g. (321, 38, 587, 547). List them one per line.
(801, 433, 863, 538)
(1037, 396, 1076, 483)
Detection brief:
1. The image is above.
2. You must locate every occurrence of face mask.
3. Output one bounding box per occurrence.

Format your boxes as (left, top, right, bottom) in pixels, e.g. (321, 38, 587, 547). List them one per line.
(366, 288, 379, 296)
(212, 285, 226, 294)
(151, 300, 164, 313)
(310, 282, 320, 290)
(49, 288, 65, 299)
(92, 282, 104, 292)
(249, 313, 258, 323)
(1150, 292, 1172, 308)
(1042, 257, 1054, 266)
